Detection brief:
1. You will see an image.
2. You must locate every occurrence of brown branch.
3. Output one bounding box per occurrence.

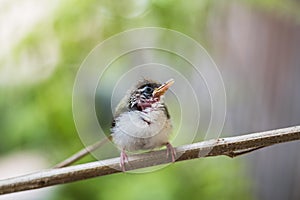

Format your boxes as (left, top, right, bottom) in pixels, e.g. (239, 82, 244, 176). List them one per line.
(1, 126, 300, 195)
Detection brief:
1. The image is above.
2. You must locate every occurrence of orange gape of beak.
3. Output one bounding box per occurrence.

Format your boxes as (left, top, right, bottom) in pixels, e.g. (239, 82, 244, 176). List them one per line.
(152, 79, 175, 98)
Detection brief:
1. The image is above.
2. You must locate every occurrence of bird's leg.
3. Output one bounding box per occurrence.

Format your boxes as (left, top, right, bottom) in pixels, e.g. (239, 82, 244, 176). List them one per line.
(120, 149, 129, 172)
(166, 142, 176, 162)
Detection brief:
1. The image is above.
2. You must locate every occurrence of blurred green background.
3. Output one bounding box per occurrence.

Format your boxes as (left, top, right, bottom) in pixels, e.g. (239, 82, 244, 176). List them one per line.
(1, 0, 300, 200)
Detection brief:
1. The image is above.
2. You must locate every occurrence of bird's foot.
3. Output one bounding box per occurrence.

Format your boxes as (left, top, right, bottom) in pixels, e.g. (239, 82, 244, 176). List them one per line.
(120, 150, 129, 172)
(166, 142, 176, 162)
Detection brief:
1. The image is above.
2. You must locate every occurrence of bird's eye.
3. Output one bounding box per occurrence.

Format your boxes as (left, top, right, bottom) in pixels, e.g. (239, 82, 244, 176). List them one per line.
(143, 86, 153, 93)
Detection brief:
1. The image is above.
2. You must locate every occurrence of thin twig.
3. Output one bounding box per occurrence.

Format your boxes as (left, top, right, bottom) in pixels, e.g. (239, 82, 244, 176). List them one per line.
(1, 126, 300, 195)
(53, 137, 110, 168)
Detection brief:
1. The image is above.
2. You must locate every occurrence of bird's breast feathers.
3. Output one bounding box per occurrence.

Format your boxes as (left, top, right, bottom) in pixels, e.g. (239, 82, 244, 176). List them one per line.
(111, 108, 172, 151)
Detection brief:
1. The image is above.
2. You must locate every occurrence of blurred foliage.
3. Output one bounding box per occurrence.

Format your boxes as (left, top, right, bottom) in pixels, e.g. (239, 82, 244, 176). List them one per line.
(52, 158, 252, 200)
(1, 0, 299, 199)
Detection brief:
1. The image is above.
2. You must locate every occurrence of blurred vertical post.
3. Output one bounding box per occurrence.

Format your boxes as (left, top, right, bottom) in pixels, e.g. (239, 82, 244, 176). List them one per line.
(208, 2, 300, 200)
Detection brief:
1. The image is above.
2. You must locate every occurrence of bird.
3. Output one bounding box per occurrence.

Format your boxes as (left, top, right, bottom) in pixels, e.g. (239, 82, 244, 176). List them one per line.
(54, 79, 176, 171)
(111, 78, 176, 171)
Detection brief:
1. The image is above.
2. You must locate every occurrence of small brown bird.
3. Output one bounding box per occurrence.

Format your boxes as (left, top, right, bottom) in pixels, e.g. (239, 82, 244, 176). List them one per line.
(55, 79, 176, 171)
(111, 79, 176, 171)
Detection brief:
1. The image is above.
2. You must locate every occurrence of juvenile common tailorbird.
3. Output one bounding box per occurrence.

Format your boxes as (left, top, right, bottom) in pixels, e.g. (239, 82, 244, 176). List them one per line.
(55, 79, 176, 171)
(112, 78, 176, 171)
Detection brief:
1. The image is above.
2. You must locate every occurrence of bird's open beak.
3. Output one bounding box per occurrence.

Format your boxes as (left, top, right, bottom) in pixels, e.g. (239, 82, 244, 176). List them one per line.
(153, 79, 175, 98)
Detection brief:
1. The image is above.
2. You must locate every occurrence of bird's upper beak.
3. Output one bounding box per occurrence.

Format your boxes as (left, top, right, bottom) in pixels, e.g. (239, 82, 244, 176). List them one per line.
(152, 79, 174, 98)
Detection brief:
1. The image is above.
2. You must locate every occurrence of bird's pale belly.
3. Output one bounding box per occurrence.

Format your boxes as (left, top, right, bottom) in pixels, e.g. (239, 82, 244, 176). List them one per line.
(111, 109, 172, 152)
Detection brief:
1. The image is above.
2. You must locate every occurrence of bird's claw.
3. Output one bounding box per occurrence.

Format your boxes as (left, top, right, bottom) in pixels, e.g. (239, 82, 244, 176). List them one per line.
(120, 150, 129, 172)
(166, 142, 176, 162)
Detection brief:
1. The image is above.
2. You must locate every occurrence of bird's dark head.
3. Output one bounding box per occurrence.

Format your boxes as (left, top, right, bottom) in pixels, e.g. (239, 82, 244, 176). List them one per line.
(128, 79, 174, 111)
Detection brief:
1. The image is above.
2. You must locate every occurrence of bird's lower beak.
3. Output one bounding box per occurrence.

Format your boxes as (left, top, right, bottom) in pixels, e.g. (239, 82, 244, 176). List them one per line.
(153, 79, 175, 98)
